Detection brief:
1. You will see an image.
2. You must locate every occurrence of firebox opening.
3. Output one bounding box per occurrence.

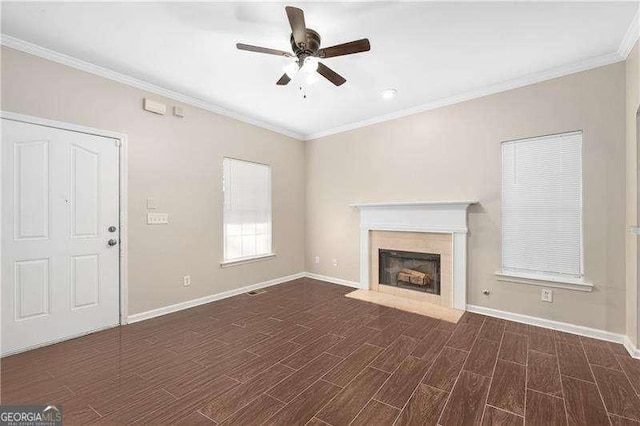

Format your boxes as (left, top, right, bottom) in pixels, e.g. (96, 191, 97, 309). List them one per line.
(378, 249, 441, 295)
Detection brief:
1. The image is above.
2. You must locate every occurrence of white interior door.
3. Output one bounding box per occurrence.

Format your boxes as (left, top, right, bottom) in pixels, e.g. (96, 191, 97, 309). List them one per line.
(1, 119, 120, 355)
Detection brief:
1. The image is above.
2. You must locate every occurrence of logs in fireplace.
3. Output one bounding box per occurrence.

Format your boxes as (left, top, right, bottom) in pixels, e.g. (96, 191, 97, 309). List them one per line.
(397, 268, 432, 286)
(379, 249, 441, 295)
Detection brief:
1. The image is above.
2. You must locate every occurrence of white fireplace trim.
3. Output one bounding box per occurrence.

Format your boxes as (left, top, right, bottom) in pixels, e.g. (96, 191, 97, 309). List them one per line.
(350, 201, 479, 209)
(352, 201, 478, 311)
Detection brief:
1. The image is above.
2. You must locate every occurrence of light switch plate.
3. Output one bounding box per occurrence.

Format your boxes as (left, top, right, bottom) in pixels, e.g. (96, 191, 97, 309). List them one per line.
(541, 289, 553, 302)
(147, 212, 169, 225)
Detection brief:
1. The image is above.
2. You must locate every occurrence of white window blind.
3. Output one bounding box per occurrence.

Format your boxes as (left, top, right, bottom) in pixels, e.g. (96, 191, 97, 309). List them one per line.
(223, 158, 272, 262)
(501, 131, 583, 280)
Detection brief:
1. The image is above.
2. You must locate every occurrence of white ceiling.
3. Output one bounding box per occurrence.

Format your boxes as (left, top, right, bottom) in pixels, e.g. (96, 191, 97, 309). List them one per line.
(1, 2, 638, 139)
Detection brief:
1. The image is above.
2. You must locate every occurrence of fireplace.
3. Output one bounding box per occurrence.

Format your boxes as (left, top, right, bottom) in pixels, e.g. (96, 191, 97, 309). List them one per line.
(378, 249, 441, 295)
(353, 201, 477, 311)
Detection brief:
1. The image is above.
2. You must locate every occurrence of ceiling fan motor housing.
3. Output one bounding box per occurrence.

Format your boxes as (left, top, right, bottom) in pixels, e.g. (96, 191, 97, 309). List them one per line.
(291, 29, 321, 60)
(236, 6, 369, 87)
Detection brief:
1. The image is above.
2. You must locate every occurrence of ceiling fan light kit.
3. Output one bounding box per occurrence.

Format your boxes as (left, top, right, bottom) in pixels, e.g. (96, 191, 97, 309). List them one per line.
(283, 60, 299, 79)
(306, 73, 320, 86)
(236, 6, 371, 88)
(301, 57, 319, 74)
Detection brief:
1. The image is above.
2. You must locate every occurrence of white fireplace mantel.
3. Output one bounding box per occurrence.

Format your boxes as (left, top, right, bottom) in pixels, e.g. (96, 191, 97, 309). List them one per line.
(352, 200, 478, 310)
(350, 201, 478, 208)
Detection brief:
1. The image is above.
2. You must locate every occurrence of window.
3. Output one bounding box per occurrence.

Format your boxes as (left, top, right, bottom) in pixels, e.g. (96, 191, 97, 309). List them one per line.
(501, 131, 583, 282)
(222, 158, 272, 263)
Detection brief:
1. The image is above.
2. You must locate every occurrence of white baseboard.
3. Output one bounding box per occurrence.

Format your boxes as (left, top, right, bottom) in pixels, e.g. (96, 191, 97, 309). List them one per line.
(467, 304, 639, 358)
(127, 272, 305, 324)
(624, 336, 640, 358)
(125, 271, 640, 359)
(302, 273, 640, 358)
(127, 271, 357, 325)
(304, 272, 362, 289)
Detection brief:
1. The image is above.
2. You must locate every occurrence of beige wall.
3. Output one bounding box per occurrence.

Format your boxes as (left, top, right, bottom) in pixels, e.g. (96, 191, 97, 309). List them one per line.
(627, 41, 640, 345)
(306, 63, 627, 333)
(0, 45, 632, 336)
(1, 47, 306, 315)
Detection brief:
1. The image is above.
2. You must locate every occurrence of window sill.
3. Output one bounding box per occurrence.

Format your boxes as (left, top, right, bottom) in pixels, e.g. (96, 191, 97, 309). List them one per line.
(220, 253, 276, 268)
(494, 271, 594, 292)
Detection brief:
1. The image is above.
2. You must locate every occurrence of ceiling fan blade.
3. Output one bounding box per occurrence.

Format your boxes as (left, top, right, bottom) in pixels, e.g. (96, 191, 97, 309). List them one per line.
(319, 39, 370, 58)
(285, 6, 307, 47)
(236, 43, 292, 57)
(276, 74, 291, 85)
(317, 62, 346, 86)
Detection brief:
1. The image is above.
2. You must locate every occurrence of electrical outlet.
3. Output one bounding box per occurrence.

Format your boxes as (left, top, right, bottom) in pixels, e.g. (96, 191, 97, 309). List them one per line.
(314, 256, 320, 264)
(541, 288, 553, 302)
(183, 275, 191, 287)
(332, 259, 338, 267)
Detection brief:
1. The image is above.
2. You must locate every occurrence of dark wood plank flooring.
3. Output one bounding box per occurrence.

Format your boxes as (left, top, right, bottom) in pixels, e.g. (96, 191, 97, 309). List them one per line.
(2, 278, 640, 425)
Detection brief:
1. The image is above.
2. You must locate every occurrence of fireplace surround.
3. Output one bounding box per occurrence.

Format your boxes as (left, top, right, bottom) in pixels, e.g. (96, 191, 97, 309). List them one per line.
(351, 201, 477, 311)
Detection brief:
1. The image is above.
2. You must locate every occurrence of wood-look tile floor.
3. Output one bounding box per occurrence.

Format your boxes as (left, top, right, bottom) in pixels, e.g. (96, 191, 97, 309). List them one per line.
(3, 278, 640, 425)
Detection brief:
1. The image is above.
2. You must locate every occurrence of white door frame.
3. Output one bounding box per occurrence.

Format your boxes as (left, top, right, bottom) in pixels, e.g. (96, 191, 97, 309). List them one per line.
(0, 111, 129, 325)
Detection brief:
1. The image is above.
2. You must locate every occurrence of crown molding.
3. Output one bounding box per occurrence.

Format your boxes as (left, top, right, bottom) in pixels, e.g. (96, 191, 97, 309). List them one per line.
(618, 7, 640, 59)
(2, 25, 635, 143)
(0, 34, 305, 140)
(304, 8, 638, 141)
(303, 51, 624, 140)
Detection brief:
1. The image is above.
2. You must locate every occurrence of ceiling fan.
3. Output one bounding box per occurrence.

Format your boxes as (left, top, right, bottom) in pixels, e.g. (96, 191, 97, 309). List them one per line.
(236, 6, 370, 87)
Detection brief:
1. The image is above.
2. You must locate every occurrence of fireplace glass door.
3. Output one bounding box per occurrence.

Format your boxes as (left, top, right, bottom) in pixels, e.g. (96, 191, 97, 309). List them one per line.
(378, 249, 441, 295)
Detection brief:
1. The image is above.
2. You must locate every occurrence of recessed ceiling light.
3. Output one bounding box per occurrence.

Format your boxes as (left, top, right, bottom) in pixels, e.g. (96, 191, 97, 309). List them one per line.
(381, 89, 397, 100)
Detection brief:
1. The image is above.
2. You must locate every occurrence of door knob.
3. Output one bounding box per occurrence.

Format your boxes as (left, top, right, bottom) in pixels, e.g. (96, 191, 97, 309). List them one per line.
(107, 239, 118, 247)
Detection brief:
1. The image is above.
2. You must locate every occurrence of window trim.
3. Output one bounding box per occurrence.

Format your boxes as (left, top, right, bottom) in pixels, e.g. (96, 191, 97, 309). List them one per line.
(220, 253, 276, 268)
(494, 271, 593, 292)
(221, 157, 273, 265)
(499, 131, 588, 291)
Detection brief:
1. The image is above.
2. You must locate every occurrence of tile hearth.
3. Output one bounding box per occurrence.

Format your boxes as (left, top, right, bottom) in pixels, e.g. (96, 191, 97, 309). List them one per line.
(345, 289, 464, 323)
